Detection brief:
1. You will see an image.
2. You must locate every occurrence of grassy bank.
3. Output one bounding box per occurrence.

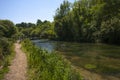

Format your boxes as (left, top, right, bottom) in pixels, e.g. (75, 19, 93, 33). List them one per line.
(0, 38, 15, 80)
(21, 39, 82, 80)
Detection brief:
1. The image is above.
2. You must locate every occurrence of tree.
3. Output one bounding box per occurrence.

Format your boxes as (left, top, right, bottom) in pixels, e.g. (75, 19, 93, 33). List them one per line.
(54, 0, 71, 20)
(54, 0, 72, 40)
(53, 0, 120, 44)
(36, 19, 42, 26)
(100, 17, 120, 44)
(0, 20, 16, 38)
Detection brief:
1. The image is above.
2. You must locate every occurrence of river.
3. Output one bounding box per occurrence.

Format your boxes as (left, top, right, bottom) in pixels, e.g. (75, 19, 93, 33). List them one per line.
(32, 39, 120, 80)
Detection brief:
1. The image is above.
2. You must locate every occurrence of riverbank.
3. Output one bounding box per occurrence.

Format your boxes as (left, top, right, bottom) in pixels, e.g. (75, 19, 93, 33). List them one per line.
(32, 39, 120, 80)
(21, 39, 82, 80)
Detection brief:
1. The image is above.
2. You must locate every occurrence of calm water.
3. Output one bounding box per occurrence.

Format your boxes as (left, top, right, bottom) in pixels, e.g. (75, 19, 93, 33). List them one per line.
(32, 39, 120, 79)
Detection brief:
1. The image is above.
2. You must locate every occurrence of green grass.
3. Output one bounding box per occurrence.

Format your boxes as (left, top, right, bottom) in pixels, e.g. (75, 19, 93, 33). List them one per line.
(0, 43, 15, 80)
(21, 39, 82, 80)
(0, 67, 9, 80)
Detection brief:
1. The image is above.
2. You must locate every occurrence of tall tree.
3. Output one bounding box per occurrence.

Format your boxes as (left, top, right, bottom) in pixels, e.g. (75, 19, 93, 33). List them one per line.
(54, 0, 72, 40)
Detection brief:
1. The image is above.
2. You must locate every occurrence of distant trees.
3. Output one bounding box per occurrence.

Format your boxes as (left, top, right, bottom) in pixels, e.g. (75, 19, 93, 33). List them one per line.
(16, 22, 35, 28)
(36, 19, 42, 26)
(1, 0, 119, 45)
(54, 0, 120, 44)
(16, 20, 56, 39)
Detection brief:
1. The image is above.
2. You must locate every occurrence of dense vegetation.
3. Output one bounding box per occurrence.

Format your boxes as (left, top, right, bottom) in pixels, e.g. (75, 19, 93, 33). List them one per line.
(0, 20, 16, 38)
(16, 20, 56, 39)
(0, 0, 120, 79)
(15, 0, 120, 45)
(54, 0, 120, 45)
(0, 20, 16, 79)
(22, 39, 81, 80)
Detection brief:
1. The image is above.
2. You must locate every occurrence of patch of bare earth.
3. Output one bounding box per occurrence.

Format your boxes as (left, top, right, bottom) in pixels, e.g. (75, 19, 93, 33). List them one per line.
(3, 43, 27, 80)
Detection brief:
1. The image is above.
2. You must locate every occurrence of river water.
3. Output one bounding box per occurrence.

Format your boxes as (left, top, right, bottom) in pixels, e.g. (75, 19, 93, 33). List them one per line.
(32, 39, 120, 80)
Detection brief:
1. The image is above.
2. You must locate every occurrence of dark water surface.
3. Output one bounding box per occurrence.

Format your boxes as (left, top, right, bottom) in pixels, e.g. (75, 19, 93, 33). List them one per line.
(32, 39, 120, 79)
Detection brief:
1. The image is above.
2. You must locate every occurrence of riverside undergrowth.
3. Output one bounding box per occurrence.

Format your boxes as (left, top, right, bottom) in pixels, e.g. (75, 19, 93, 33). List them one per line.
(0, 38, 15, 79)
(21, 39, 82, 80)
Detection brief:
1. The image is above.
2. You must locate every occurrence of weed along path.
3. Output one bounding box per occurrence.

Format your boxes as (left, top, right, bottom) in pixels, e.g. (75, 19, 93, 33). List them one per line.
(4, 43, 27, 80)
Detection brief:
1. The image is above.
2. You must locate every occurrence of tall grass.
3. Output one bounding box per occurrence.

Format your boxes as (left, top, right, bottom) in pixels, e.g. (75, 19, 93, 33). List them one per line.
(21, 39, 82, 80)
(0, 38, 15, 79)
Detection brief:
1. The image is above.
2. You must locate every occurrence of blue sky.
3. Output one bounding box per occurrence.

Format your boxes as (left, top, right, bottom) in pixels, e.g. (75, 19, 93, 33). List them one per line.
(0, 0, 74, 24)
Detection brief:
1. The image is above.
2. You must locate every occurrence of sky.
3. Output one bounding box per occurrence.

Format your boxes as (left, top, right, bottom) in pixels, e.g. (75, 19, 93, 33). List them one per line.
(0, 0, 74, 24)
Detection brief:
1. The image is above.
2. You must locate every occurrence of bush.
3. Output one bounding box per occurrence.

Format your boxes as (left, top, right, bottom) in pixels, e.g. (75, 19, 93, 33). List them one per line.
(0, 38, 12, 66)
(22, 39, 82, 80)
(0, 38, 15, 79)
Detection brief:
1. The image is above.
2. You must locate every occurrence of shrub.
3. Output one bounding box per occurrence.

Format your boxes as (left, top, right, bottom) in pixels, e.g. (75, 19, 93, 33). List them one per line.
(0, 38, 15, 79)
(22, 39, 81, 80)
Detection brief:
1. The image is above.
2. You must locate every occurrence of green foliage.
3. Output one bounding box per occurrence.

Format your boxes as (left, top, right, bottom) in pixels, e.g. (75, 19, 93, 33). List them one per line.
(36, 19, 42, 26)
(16, 20, 56, 39)
(54, 0, 120, 44)
(54, 0, 71, 20)
(54, 0, 73, 41)
(0, 19, 16, 80)
(0, 38, 15, 80)
(0, 38, 14, 66)
(0, 20, 16, 38)
(21, 39, 81, 80)
(16, 22, 36, 38)
(37, 21, 56, 39)
(0, 67, 9, 80)
(16, 22, 35, 28)
(100, 17, 120, 44)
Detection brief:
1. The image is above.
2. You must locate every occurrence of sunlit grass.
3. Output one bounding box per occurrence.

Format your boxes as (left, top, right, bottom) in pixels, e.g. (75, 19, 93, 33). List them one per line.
(0, 42, 15, 80)
(22, 39, 82, 80)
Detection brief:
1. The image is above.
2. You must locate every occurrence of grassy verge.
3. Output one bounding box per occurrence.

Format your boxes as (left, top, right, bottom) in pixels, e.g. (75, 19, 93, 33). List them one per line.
(0, 40, 15, 80)
(21, 39, 82, 80)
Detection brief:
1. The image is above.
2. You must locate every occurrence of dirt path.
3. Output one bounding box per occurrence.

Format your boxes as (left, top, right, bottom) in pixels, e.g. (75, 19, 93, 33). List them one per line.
(4, 43, 27, 80)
